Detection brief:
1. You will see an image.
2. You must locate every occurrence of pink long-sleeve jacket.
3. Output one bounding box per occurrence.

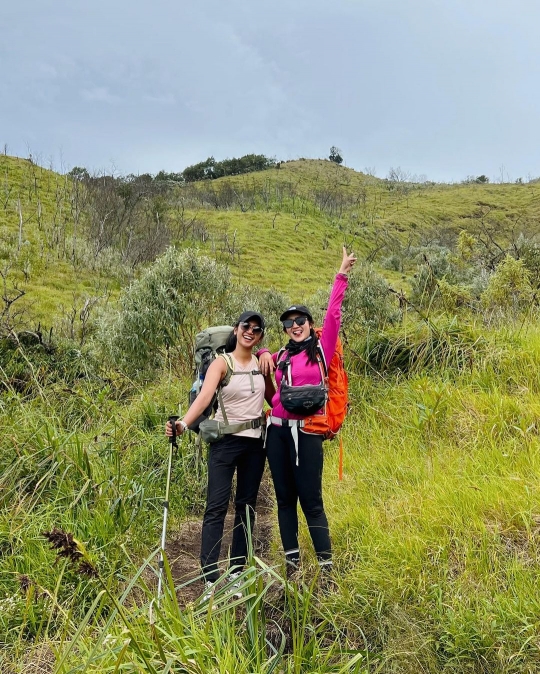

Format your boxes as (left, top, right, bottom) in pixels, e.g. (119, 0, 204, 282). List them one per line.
(263, 273, 348, 420)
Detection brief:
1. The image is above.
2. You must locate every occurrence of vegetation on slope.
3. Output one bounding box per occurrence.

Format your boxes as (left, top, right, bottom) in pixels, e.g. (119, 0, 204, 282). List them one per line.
(1, 153, 540, 672)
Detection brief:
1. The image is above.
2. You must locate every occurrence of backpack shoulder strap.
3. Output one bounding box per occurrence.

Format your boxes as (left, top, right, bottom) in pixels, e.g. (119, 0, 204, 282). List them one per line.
(216, 353, 234, 424)
(316, 344, 329, 378)
(217, 353, 234, 388)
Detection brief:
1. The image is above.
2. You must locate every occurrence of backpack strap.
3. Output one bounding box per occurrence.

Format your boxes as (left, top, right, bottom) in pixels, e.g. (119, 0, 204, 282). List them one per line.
(316, 344, 329, 378)
(216, 353, 234, 425)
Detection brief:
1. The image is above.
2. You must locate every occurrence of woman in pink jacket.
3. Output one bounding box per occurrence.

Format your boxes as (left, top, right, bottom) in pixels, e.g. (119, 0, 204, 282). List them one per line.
(259, 247, 356, 577)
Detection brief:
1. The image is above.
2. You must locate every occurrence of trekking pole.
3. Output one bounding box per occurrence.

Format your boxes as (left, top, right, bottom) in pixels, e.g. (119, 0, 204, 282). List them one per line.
(150, 415, 179, 624)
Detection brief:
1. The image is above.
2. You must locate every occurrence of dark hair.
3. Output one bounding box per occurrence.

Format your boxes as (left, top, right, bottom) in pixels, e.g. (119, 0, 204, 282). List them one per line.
(305, 328, 319, 364)
(225, 320, 265, 353)
(224, 330, 236, 353)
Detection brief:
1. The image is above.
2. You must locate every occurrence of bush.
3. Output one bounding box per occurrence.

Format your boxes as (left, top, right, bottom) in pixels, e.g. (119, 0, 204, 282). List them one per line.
(95, 248, 231, 378)
(481, 255, 533, 314)
(217, 285, 290, 350)
(355, 321, 483, 374)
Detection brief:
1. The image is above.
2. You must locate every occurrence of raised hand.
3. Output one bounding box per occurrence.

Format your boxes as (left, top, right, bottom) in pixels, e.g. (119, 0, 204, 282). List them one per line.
(339, 246, 357, 275)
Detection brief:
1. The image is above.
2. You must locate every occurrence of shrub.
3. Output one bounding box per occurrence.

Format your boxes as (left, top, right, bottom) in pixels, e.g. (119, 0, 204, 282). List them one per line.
(217, 284, 290, 349)
(481, 255, 533, 314)
(437, 279, 474, 310)
(95, 248, 231, 378)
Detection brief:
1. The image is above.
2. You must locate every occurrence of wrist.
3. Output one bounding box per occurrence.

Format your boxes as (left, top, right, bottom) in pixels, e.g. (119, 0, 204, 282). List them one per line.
(177, 419, 188, 433)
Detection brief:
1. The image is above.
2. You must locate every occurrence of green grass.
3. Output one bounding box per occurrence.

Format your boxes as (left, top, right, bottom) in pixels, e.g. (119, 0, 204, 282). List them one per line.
(319, 326, 540, 671)
(0, 154, 122, 328)
(3, 153, 540, 671)
(170, 159, 540, 295)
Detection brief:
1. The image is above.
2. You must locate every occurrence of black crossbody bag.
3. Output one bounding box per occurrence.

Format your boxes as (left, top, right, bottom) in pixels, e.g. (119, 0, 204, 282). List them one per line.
(278, 348, 328, 416)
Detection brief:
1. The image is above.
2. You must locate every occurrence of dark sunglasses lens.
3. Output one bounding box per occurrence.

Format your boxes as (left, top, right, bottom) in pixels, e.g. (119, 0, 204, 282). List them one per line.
(282, 316, 308, 329)
(240, 322, 262, 334)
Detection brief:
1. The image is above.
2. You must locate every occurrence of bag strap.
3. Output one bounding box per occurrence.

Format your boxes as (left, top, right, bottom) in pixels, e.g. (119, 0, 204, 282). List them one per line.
(316, 345, 329, 378)
(216, 353, 234, 425)
(279, 347, 327, 386)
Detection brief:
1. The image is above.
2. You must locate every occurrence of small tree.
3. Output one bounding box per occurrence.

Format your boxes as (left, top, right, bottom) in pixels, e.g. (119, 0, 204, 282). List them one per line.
(68, 166, 90, 181)
(329, 146, 343, 165)
(96, 247, 231, 377)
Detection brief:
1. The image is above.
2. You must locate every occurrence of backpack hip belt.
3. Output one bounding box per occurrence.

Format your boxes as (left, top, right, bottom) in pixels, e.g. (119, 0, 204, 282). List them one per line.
(199, 414, 266, 444)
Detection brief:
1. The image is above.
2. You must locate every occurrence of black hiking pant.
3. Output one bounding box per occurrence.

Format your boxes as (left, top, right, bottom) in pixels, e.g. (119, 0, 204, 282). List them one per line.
(266, 424, 332, 567)
(200, 434, 266, 583)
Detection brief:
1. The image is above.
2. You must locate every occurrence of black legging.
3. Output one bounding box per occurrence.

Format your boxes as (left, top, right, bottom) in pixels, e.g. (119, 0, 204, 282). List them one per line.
(200, 434, 266, 583)
(266, 424, 331, 566)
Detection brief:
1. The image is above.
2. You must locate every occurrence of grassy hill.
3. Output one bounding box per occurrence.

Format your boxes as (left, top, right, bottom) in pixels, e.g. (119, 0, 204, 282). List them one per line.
(2, 154, 540, 672)
(2, 154, 539, 320)
(174, 159, 540, 294)
(0, 154, 122, 333)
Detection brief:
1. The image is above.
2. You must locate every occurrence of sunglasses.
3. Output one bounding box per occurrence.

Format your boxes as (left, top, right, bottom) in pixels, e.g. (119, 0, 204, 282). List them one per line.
(239, 322, 263, 334)
(282, 316, 309, 329)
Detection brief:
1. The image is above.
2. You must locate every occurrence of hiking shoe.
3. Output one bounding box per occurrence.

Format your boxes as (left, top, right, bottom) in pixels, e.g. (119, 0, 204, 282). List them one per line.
(202, 580, 217, 602)
(229, 571, 243, 600)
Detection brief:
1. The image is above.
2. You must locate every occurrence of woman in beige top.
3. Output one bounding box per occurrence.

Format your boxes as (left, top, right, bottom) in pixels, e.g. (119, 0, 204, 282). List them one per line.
(166, 311, 274, 596)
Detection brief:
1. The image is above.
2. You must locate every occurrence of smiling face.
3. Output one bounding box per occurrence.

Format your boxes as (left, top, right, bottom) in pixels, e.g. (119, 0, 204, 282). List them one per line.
(283, 312, 312, 342)
(234, 319, 264, 349)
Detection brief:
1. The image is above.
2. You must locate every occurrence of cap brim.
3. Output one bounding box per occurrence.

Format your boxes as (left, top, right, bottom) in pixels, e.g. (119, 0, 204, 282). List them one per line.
(279, 310, 313, 322)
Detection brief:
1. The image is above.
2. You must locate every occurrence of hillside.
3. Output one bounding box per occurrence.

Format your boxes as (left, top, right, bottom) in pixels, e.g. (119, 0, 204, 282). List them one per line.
(2, 154, 539, 327)
(0, 154, 122, 333)
(2, 153, 540, 673)
(176, 159, 540, 294)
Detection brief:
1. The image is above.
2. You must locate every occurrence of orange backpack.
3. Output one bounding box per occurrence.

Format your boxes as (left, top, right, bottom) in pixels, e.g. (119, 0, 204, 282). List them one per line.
(294, 328, 348, 439)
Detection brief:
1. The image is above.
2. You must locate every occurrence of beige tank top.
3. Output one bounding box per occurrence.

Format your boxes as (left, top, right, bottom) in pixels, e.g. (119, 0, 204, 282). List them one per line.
(214, 354, 265, 438)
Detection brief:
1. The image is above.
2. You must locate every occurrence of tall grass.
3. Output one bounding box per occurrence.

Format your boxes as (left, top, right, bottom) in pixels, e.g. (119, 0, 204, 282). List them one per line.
(319, 323, 540, 672)
(53, 554, 368, 674)
(4, 319, 540, 671)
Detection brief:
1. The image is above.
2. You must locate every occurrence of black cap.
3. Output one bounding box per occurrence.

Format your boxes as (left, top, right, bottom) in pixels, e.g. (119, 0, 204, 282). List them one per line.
(279, 305, 313, 323)
(237, 311, 265, 331)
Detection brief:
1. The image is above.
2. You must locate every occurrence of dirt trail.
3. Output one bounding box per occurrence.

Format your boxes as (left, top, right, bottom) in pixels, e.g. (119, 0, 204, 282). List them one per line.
(167, 475, 276, 605)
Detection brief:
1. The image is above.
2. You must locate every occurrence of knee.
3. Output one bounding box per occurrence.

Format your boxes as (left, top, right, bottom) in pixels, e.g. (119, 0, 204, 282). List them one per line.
(301, 500, 324, 519)
(204, 502, 228, 523)
(276, 497, 297, 511)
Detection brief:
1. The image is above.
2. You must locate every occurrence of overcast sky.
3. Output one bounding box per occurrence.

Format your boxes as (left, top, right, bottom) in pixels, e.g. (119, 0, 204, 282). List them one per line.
(1, 0, 539, 182)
